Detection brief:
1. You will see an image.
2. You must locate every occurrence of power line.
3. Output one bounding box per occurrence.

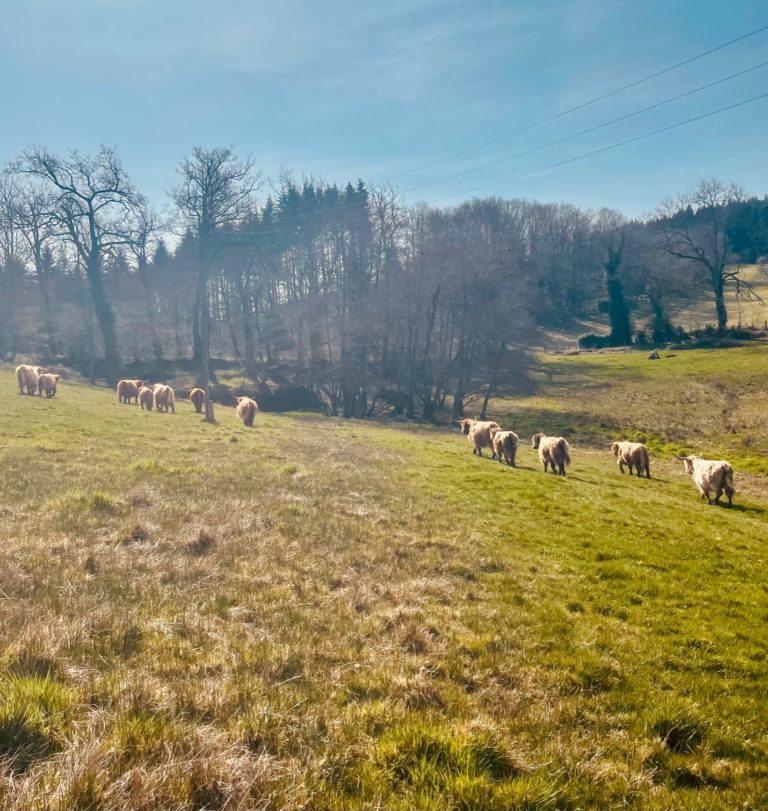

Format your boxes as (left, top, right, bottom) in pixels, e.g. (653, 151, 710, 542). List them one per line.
(426, 90, 768, 205)
(242, 22, 768, 229)
(400, 60, 768, 194)
(384, 22, 768, 182)
(238, 83, 768, 237)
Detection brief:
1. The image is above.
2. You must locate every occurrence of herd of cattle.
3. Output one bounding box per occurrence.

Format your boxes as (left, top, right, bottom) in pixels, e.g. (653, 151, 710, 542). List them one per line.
(15, 365, 261, 428)
(14, 364, 737, 506)
(457, 417, 736, 507)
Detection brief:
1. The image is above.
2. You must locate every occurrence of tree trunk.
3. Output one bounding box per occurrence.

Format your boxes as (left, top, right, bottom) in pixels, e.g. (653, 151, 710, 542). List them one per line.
(196, 239, 216, 423)
(85, 254, 120, 382)
(138, 263, 163, 360)
(192, 284, 203, 365)
(713, 270, 728, 332)
(201, 286, 215, 423)
(452, 389, 464, 422)
(479, 343, 504, 420)
(37, 277, 57, 357)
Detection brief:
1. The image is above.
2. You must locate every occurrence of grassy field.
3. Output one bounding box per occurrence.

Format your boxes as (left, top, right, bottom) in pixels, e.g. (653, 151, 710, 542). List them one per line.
(0, 352, 767, 810)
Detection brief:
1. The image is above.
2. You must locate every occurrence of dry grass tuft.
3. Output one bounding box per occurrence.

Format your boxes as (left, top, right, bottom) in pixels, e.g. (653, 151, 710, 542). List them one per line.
(185, 528, 217, 556)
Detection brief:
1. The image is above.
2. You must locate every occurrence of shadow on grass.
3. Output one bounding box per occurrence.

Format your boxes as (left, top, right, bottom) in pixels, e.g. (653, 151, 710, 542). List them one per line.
(491, 407, 628, 445)
(719, 503, 765, 516)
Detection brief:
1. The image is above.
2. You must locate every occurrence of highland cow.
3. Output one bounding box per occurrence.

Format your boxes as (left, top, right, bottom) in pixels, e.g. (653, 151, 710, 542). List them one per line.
(611, 441, 651, 478)
(677, 455, 734, 506)
(139, 386, 154, 411)
(117, 379, 144, 404)
(189, 387, 205, 413)
(492, 430, 519, 466)
(153, 384, 175, 414)
(37, 373, 60, 398)
(458, 418, 501, 458)
(235, 396, 258, 427)
(532, 433, 571, 476)
(16, 364, 45, 396)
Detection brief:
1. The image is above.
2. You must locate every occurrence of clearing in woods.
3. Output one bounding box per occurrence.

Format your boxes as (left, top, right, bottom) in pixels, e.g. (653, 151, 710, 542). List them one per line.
(0, 348, 766, 810)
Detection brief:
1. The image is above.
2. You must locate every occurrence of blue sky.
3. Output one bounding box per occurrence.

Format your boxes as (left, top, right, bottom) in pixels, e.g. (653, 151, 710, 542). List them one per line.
(1, 0, 766, 217)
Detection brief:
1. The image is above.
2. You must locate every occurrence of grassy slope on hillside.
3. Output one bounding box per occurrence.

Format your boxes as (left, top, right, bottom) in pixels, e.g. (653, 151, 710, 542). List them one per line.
(0, 362, 766, 810)
(490, 344, 768, 481)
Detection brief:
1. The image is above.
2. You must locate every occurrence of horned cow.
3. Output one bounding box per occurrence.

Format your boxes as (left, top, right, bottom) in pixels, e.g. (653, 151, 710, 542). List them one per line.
(677, 455, 734, 506)
(458, 418, 501, 458)
(532, 433, 570, 476)
(611, 441, 650, 478)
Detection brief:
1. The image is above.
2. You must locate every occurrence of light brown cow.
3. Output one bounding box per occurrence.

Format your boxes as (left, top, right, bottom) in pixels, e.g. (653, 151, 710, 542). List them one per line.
(189, 387, 205, 413)
(611, 441, 651, 478)
(492, 430, 519, 466)
(532, 433, 571, 476)
(16, 365, 45, 396)
(139, 386, 154, 411)
(37, 373, 60, 398)
(235, 396, 258, 427)
(458, 418, 501, 458)
(117, 379, 145, 404)
(153, 384, 175, 414)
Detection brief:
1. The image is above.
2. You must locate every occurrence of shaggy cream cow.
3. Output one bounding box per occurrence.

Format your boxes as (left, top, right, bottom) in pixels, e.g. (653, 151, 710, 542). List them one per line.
(532, 433, 571, 476)
(189, 388, 205, 413)
(677, 455, 735, 506)
(153, 384, 176, 414)
(16, 365, 45, 396)
(139, 386, 154, 411)
(37, 373, 60, 398)
(492, 430, 519, 467)
(458, 418, 501, 458)
(610, 441, 651, 478)
(235, 396, 258, 427)
(117, 379, 145, 404)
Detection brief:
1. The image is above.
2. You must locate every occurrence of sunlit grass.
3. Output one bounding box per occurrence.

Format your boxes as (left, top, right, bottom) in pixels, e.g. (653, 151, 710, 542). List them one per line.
(0, 359, 766, 809)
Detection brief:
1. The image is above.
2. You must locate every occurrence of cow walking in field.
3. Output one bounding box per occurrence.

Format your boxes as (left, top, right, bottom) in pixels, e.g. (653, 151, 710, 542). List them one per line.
(153, 384, 176, 414)
(532, 433, 570, 476)
(677, 455, 735, 506)
(493, 430, 519, 466)
(235, 396, 258, 427)
(139, 386, 154, 411)
(16, 365, 45, 396)
(611, 441, 651, 478)
(37, 373, 60, 398)
(117, 379, 145, 404)
(457, 418, 501, 458)
(189, 388, 205, 413)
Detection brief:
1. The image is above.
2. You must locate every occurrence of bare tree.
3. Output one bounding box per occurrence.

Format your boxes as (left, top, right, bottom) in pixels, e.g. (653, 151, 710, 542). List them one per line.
(0, 174, 28, 356)
(128, 205, 166, 359)
(13, 146, 147, 379)
(172, 147, 261, 422)
(6, 178, 61, 355)
(654, 179, 748, 332)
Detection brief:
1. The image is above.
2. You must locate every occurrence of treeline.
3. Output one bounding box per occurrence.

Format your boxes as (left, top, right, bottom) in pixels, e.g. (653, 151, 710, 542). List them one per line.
(0, 146, 766, 418)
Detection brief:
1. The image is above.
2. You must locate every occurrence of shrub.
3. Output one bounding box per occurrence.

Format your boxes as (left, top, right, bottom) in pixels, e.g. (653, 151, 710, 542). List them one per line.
(578, 333, 612, 350)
